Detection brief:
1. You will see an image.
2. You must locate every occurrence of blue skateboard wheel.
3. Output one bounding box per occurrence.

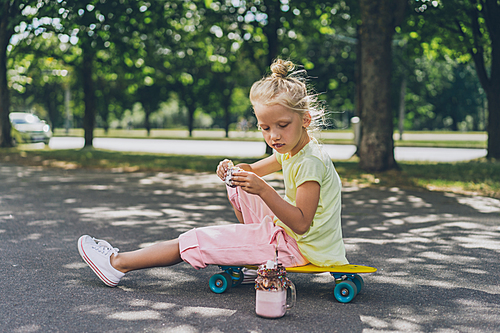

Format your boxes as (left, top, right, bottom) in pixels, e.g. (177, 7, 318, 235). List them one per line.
(334, 280, 357, 303)
(353, 275, 364, 294)
(209, 273, 232, 294)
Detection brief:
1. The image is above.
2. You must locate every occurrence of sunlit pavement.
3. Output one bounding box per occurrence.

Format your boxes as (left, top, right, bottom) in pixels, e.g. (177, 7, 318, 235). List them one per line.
(46, 137, 487, 162)
(1, 163, 499, 332)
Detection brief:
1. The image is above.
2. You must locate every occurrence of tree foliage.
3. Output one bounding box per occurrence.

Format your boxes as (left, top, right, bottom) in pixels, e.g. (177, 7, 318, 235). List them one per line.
(0, 0, 45, 147)
(410, 0, 500, 158)
(1, 0, 495, 162)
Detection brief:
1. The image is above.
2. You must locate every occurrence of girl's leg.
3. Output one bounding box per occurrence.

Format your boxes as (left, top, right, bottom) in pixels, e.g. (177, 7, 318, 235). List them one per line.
(227, 185, 274, 224)
(179, 217, 308, 269)
(111, 239, 182, 273)
(78, 235, 182, 287)
(229, 193, 244, 224)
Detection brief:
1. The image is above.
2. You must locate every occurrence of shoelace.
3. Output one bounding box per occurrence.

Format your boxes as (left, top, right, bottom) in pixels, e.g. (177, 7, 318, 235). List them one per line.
(92, 238, 119, 256)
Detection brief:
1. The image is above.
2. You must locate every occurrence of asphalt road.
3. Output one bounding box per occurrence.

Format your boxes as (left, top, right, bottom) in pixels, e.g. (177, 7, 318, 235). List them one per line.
(1, 163, 499, 332)
(45, 137, 488, 162)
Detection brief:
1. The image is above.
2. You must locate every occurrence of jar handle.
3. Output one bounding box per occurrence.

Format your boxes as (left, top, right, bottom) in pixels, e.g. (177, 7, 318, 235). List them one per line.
(286, 281, 296, 309)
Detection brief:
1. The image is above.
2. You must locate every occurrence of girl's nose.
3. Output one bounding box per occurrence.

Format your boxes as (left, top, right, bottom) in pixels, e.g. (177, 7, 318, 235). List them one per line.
(270, 130, 280, 140)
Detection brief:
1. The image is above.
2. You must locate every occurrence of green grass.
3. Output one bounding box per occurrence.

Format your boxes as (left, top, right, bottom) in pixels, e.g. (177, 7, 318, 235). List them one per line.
(2, 147, 499, 199)
(399, 160, 500, 198)
(392, 140, 486, 149)
(334, 158, 500, 198)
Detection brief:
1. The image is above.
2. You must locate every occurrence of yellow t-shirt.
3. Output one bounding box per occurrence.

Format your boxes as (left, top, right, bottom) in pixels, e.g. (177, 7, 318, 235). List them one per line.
(275, 139, 349, 266)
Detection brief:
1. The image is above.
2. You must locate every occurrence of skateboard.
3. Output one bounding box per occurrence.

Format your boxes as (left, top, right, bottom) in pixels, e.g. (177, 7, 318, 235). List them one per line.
(208, 264, 377, 303)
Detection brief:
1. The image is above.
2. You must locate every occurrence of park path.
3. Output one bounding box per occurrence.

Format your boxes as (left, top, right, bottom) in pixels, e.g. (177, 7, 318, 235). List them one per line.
(44, 137, 488, 162)
(1, 162, 499, 332)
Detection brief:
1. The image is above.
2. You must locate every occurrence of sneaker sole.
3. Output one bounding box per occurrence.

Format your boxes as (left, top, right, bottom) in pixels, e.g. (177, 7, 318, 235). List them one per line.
(78, 236, 119, 287)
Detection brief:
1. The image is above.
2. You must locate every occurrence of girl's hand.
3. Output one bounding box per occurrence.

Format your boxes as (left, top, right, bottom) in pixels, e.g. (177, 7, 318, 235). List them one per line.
(230, 171, 268, 195)
(216, 159, 232, 181)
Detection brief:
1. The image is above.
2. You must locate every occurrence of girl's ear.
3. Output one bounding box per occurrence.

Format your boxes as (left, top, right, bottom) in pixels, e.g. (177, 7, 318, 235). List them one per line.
(302, 112, 312, 128)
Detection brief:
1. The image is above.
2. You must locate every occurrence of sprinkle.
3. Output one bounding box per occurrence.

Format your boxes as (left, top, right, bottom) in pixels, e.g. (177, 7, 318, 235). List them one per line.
(255, 263, 292, 291)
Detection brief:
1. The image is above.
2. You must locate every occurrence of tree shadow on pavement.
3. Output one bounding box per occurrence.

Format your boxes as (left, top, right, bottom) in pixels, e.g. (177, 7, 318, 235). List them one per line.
(341, 185, 500, 332)
(1, 164, 499, 332)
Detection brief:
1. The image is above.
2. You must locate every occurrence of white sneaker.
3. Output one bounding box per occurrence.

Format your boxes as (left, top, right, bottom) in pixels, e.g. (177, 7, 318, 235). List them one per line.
(78, 235, 125, 287)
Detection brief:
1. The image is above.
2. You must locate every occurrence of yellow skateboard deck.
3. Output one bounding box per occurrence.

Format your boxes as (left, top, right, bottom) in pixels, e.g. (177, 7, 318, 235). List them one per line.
(243, 263, 377, 274)
(286, 263, 377, 274)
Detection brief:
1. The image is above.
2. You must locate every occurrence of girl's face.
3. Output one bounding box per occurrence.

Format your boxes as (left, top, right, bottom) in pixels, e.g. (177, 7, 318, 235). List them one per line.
(254, 103, 311, 156)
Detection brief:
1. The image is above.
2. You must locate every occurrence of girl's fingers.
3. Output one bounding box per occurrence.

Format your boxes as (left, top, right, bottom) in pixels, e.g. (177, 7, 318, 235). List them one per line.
(231, 175, 244, 186)
(231, 172, 245, 184)
(216, 161, 229, 180)
(217, 159, 232, 175)
(232, 173, 253, 187)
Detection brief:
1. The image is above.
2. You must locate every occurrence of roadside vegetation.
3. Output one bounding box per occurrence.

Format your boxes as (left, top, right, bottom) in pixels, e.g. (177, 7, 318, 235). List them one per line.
(2, 146, 498, 199)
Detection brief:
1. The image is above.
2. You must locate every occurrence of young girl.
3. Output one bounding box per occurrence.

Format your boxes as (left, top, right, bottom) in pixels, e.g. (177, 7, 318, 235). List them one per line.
(78, 59, 348, 288)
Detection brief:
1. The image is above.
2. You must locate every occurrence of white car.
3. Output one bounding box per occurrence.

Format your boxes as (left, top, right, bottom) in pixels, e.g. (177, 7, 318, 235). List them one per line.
(9, 112, 52, 145)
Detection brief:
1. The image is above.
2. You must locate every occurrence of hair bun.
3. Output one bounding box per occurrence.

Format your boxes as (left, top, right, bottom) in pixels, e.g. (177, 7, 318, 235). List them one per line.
(270, 59, 294, 79)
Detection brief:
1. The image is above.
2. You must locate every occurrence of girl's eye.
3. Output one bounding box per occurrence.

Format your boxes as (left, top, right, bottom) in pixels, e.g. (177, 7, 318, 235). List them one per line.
(279, 123, 289, 128)
(258, 125, 269, 131)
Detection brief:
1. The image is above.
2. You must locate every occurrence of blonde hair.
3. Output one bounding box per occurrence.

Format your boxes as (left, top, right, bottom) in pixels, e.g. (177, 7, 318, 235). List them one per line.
(249, 58, 325, 132)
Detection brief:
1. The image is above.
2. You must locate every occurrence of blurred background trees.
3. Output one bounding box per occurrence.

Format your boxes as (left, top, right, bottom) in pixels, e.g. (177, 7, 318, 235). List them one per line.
(1, 0, 498, 168)
(410, 0, 499, 159)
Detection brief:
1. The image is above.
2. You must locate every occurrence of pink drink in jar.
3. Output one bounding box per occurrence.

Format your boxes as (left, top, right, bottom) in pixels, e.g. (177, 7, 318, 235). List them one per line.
(255, 260, 296, 318)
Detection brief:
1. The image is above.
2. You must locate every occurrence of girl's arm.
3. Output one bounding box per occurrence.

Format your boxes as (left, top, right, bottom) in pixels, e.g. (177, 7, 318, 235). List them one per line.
(236, 154, 282, 177)
(216, 155, 281, 181)
(232, 171, 320, 235)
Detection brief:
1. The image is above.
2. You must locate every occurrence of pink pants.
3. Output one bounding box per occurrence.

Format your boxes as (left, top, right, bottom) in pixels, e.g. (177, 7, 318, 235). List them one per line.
(178, 185, 309, 269)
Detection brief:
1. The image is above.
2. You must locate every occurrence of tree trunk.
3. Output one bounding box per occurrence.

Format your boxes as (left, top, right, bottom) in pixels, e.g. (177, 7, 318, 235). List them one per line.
(224, 102, 230, 138)
(486, 82, 500, 159)
(187, 102, 195, 138)
(64, 85, 71, 134)
(0, 1, 13, 147)
(144, 104, 151, 136)
(223, 85, 234, 138)
(82, 48, 96, 148)
(354, 24, 363, 155)
(486, 8, 500, 159)
(264, 0, 280, 69)
(178, 85, 195, 137)
(398, 76, 407, 140)
(261, 0, 281, 155)
(358, 0, 406, 171)
(44, 84, 58, 130)
(465, 0, 500, 158)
